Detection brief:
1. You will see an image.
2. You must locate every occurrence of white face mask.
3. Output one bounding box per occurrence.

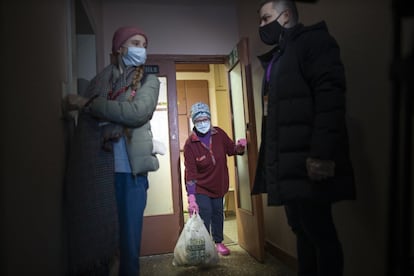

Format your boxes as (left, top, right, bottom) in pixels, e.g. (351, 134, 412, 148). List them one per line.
(195, 120, 211, 134)
(122, 47, 147, 66)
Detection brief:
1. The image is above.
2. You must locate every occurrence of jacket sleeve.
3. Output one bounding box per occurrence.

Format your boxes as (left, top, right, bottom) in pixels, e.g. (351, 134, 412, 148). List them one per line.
(302, 29, 347, 160)
(88, 74, 160, 128)
(184, 141, 198, 182)
(217, 127, 238, 156)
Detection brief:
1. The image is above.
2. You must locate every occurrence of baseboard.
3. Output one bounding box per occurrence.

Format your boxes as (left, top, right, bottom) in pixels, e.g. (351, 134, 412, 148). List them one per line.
(265, 240, 298, 272)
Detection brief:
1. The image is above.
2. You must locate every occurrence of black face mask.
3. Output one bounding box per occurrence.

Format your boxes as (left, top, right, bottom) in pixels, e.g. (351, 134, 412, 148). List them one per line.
(259, 19, 283, 45)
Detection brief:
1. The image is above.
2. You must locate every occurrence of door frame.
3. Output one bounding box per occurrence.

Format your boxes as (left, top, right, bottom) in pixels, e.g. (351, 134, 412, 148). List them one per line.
(227, 38, 265, 262)
(140, 57, 182, 255)
(142, 54, 263, 259)
(141, 55, 226, 255)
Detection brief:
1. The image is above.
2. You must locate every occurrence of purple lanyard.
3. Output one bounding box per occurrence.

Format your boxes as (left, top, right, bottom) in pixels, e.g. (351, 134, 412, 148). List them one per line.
(266, 54, 278, 83)
(199, 134, 216, 166)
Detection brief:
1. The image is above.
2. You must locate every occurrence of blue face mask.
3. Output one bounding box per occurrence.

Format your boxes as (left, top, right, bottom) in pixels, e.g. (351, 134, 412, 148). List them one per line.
(195, 120, 211, 134)
(122, 47, 147, 66)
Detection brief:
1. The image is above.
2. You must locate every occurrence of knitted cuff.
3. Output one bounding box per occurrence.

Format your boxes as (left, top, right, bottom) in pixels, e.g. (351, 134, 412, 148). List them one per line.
(186, 180, 196, 195)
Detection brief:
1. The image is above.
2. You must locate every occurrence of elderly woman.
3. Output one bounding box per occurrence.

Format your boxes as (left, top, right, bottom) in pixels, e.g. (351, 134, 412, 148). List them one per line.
(183, 102, 246, 256)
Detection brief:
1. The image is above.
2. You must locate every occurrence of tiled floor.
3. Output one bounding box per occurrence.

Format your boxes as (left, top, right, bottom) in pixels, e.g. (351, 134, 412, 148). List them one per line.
(139, 214, 296, 276)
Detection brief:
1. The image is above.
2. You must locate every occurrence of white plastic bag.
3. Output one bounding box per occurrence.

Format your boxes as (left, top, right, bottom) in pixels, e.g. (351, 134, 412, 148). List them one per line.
(172, 213, 219, 267)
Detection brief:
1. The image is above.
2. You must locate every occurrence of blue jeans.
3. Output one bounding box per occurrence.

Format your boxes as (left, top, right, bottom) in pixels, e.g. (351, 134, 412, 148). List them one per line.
(115, 173, 148, 276)
(285, 200, 344, 276)
(195, 194, 224, 243)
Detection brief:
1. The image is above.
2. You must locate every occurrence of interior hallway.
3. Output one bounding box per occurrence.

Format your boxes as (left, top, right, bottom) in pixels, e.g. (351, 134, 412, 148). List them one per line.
(139, 214, 296, 275)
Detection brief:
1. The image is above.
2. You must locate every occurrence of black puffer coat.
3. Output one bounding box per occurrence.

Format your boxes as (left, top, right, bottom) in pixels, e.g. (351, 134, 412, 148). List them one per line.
(252, 21, 355, 206)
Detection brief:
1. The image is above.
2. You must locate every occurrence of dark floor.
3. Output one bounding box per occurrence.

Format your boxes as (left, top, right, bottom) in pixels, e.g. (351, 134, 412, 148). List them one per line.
(139, 214, 296, 276)
(140, 244, 296, 276)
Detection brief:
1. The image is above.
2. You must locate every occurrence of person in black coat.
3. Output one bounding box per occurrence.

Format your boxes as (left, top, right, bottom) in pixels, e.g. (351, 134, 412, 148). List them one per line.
(252, 1, 355, 275)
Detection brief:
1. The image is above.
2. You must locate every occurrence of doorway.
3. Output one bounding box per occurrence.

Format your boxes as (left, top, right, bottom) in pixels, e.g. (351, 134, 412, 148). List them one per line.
(176, 63, 239, 246)
(144, 40, 264, 261)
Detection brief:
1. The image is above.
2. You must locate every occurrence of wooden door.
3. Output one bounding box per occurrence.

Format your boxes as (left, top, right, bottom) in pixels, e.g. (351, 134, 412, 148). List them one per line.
(177, 80, 210, 150)
(140, 57, 182, 255)
(228, 38, 265, 262)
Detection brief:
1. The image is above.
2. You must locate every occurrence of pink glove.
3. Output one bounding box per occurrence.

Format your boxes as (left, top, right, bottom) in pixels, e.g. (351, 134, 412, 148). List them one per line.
(236, 138, 247, 154)
(188, 194, 199, 217)
(237, 138, 247, 147)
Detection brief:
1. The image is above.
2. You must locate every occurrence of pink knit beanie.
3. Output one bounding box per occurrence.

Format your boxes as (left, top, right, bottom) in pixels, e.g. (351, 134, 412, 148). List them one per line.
(112, 26, 148, 54)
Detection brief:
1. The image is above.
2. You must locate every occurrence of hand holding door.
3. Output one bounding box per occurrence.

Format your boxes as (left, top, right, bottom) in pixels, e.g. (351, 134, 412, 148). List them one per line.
(236, 138, 247, 154)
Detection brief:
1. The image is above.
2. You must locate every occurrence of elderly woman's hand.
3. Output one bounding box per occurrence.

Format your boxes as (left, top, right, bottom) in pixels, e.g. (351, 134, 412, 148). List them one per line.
(235, 138, 247, 154)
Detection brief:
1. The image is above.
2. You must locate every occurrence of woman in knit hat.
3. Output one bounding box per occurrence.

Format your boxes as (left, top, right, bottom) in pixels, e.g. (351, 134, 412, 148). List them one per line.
(183, 102, 247, 256)
(64, 26, 160, 276)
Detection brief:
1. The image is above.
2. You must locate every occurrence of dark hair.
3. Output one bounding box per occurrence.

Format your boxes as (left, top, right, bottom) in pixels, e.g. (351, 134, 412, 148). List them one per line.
(258, 0, 299, 24)
(258, 0, 276, 10)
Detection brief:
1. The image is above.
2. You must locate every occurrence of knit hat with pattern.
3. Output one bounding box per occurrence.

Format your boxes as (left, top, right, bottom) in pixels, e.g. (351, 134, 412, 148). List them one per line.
(190, 102, 211, 123)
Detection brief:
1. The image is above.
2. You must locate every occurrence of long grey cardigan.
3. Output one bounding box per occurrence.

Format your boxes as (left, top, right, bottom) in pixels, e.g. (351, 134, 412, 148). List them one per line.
(64, 65, 160, 275)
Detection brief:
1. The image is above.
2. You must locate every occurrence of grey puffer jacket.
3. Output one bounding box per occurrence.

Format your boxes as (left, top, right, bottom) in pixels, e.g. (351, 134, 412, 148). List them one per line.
(88, 73, 160, 175)
(252, 21, 355, 206)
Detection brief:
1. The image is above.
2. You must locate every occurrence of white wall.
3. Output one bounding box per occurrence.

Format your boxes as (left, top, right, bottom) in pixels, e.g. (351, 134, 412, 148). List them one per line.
(98, 2, 239, 68)
(77, 34, 97, 81)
